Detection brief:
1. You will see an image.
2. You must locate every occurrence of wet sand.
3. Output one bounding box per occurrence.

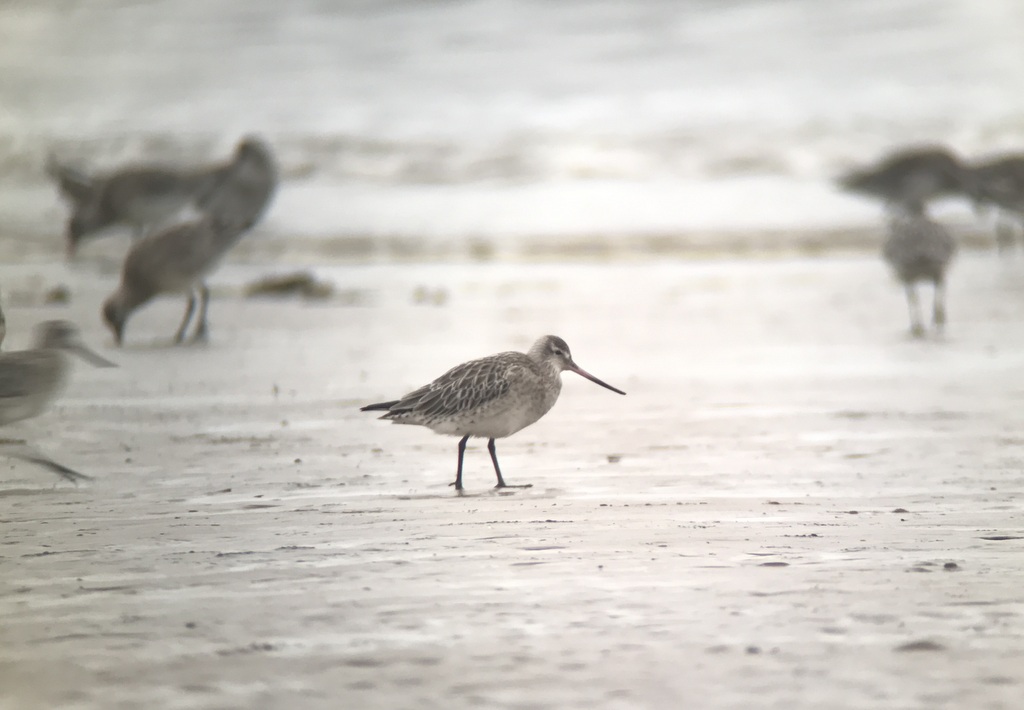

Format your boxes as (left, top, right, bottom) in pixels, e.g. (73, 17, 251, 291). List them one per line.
(2, 254, 1024, 709)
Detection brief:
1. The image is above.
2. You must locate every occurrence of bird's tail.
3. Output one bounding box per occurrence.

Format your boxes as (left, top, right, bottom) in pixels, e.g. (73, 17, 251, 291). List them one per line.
(360, 400, 400, 412)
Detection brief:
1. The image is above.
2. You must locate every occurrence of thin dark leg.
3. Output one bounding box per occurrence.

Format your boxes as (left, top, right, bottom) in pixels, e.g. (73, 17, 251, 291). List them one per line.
(995, 217, 1015, 254)
(905, 284, 924, 338)
(489, 438, 507, 487)
(174, 290, 197, 344)
(933, 279, 947, 330)
(450, 435, 470, 491)
(18, 453, 92, 484)
(3, 445, 92, 484)
(488, 438, 531, 490)
(190, 282, 211, 342)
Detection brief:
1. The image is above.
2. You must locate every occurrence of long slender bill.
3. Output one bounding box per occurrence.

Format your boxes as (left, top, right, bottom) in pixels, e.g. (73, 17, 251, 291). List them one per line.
(569, 364, 625, 395)
(73, 344, 118, 368)
(14, 452, 93, 483)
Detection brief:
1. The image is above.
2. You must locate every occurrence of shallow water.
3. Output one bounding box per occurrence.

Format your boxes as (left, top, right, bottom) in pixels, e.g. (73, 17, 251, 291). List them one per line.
(1, 0, 1023, 255)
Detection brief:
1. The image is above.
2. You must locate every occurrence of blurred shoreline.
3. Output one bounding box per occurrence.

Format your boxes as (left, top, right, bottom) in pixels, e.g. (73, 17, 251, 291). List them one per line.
(0, 220, 999, 267)
(2, 0, 1023, 263)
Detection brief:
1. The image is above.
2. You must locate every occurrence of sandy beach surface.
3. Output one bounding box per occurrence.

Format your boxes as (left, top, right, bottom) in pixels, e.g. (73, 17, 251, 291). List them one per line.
(2, 252, 1024, 709)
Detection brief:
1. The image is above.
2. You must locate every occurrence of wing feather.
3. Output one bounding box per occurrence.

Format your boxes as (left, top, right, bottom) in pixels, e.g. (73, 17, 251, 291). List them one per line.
(384, 353, 525, 421)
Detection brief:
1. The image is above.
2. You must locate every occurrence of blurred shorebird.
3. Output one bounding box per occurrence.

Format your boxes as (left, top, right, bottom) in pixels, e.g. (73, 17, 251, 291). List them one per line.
(837, 145, 972, 210)
(197, 136, 278, 230)
(0, 296, 6, 348)
(49, 135, 277, 257)
(966, 153, 1024, 253)
(0, 320, 115, 483)
(102, 213, 247, 346)
(101, 137, 277, 346)
(49, 157, 216, 257)
(361, 335, 626, 492)
(882, 201, 957, 337)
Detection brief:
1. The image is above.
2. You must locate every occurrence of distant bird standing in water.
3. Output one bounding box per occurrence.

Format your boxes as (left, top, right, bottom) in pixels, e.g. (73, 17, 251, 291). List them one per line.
(101, 136, 278, 346)
(0, 295, 6, 348)
(0, 320, 115, 482)
(361, 335, 626, 492)
(837, 145, 973, 210)
(49, 135, 277, 258)
(882, 201, 957, 337)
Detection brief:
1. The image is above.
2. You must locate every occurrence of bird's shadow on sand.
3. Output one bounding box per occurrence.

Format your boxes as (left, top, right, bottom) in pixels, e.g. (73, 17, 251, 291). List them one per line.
(395, 485, 537, 501)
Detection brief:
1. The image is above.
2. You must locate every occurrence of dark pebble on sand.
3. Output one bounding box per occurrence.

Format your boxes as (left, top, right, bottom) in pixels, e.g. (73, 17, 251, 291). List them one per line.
(245, 271, 334, 300)
(895, 640, 945, 652)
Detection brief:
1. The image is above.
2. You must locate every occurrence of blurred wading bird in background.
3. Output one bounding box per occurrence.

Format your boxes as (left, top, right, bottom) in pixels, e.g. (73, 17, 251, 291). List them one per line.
(103, 214, 250, 346)
(0, 320, 116, 483)
(101, 137, 278, 346)
(882, 201, 957, 338)
(360, 335, 626, 492)
(48, 136, 278, 258)
(965, 153, 1024, 253)
(836, 145, 974, 211)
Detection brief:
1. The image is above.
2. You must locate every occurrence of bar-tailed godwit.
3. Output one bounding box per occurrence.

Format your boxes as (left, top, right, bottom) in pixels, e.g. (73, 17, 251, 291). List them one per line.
(361, 335, 625, 492)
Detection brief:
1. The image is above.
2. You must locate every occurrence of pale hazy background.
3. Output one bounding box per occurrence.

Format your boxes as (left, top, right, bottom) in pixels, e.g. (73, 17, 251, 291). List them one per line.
(1, 0, 1023, 255)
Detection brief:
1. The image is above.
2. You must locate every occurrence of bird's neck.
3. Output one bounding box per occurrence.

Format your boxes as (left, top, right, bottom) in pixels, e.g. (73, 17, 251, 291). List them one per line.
(540, 359, 564, 384)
